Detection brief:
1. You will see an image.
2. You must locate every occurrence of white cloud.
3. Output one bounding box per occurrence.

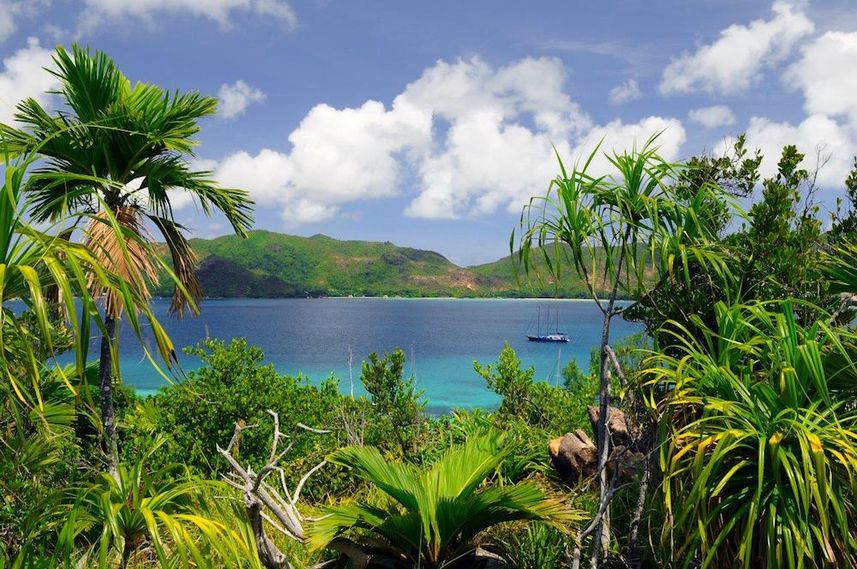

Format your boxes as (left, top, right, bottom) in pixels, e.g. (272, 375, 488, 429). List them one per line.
(572, 117, 686, 176)
(608, 79, 642, 105)
(660, 1, 814, 95)
(399, 56, 592, 219)
(218, 80, 266, 120)
(737, 114, 857, 187)
(213, 97, 431, 223)
(784, 31, 857, 126)
(688, 105, 736, 128)
(0, 0, 51, 44)
(0, 37, 58, 124)
(206, 56, 685, 224)
(78, 0, 297, 34)
(0, 3, 17, 43)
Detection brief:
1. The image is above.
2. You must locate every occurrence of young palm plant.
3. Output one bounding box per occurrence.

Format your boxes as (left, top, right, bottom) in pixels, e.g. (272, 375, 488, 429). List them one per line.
(0, 44, 254, 471)
(643, 301, 857, 568)
(58, 438, 258, 568)
(309, 430, 580, 568)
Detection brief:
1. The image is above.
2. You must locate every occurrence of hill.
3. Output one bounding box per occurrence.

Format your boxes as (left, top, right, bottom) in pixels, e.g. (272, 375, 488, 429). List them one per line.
(152, 230, 607, 298)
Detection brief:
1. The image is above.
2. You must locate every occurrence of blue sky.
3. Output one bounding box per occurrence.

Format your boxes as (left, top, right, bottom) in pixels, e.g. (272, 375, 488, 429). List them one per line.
(0, 0, 855, 264)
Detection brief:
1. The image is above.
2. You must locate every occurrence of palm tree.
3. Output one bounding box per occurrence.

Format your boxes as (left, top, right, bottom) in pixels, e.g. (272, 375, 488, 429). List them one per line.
(0, 153, 174, 412)
(0, 44, 254, 473)
(309, 430, 579, 568)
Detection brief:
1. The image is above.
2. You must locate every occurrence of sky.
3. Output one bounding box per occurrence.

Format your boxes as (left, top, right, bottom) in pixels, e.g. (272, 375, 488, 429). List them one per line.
(0, 0, 855, 265)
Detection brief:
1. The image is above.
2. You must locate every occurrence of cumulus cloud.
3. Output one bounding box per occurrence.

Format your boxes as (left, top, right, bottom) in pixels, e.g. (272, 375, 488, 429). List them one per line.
(572, 117, 686, 176)
(218, 80, 266, 120)
(78, 0, 297, 34)
(608, 79, 642, 105)
(206, 56, 685, 224)
(214, 97, 431, 223)
(0, 0, 51, 44)
(737, 114, 857, 187)
(688, 105, 736, 129)
(0, 37, 58, 124)
(660, 1, 814, 95)
(785, 31, 857, 126)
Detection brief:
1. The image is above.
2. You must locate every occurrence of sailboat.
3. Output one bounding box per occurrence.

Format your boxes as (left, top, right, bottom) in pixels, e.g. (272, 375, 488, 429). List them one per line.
(527, 304, 570, 343)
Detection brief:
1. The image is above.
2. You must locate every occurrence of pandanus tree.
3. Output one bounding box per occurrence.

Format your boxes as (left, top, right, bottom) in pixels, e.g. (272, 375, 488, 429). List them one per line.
(642, 301, 857, 568)
(0, 45, 254, 473)
(515, 136, 729, 567)
(59, 438, 258, 568)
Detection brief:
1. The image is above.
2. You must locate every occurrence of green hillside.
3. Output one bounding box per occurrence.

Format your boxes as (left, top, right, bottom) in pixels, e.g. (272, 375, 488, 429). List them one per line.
(153, 230, 609, 298)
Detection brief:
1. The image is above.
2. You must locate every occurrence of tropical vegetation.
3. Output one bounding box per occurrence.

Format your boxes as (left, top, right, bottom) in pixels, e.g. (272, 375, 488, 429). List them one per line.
(2, 42, 857, 569)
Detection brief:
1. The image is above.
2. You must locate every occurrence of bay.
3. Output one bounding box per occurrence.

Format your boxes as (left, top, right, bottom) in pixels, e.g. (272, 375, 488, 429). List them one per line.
(115, 297, 643, 411)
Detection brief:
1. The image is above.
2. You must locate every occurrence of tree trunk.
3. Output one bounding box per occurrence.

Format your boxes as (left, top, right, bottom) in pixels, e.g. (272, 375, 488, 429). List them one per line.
(119, 536, 134, 569)
(99, 315, 119, 478)
(591, 316, 613, 568)
(247, 500, 294, 569)
(627, 456, 650, 568)
(590, 234, 629, 568)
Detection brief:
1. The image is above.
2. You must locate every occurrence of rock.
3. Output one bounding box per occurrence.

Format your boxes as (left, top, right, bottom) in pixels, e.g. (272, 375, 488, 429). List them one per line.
(549, 429, 598, 482)
(587, 406, 638, 450)
(606, 445, 645, 482)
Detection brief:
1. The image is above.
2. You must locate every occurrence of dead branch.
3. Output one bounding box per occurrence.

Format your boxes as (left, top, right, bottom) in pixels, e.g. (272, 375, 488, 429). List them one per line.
(216, 410, 331, 569)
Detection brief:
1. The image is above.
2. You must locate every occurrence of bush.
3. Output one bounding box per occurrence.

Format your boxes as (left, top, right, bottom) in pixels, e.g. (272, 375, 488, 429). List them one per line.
(122, 338, 352, 496)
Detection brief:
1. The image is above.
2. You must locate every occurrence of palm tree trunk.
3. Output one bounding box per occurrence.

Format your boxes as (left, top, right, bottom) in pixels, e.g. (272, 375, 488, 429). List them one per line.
(99, 314, 119, 478)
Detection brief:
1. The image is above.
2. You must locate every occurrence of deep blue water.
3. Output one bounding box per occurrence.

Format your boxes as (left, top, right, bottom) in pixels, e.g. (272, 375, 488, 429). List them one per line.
(112, 298, 642, 411)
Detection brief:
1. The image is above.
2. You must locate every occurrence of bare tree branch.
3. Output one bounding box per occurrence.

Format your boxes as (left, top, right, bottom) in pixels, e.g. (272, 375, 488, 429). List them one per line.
(216, 410, 332, 569)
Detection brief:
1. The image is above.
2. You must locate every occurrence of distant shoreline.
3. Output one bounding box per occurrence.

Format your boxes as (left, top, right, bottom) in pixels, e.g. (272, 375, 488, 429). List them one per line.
(152, 295, 632, 302)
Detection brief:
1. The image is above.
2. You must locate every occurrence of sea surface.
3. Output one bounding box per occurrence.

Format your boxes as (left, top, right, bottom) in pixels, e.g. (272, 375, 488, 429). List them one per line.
(110, 297, 642, 411)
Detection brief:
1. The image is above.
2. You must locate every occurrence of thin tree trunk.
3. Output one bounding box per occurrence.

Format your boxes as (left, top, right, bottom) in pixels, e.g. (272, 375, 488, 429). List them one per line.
(591, 234, 630, 568)
(591, 330, 613, 569)
(99, 315, 119, 478)
(627, 456, 650, 568)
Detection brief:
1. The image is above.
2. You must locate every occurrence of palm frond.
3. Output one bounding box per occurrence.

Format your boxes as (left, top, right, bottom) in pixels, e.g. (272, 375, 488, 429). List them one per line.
(314, 431, 580, 567)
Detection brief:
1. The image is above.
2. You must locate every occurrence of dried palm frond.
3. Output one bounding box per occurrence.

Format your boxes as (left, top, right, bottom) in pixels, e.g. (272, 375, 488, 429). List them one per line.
(148, 214, 200, 317)
(84, 206, 158, 318)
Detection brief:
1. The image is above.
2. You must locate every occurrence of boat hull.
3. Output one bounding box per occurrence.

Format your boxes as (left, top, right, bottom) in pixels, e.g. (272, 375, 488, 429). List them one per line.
(527, 334, 570, 343)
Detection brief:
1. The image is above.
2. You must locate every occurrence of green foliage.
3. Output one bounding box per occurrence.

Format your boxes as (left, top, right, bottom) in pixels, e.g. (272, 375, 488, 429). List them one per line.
(309, 430, 580, 568)
(515, 135, 725, 307)
(0, 156, 174, 409)
(628, 140, 850, 350)
(3, 43, 253, 317)
(475, 343, 588, 434)
(495, 522, 569, 569)
(671, 133, 762, 235)
(59, 439, 256, 568)
(360, 348, 426, 458)
(643, 302, 857, 568)
(0, 376, 78, 565)
(123, 339, 345, 490)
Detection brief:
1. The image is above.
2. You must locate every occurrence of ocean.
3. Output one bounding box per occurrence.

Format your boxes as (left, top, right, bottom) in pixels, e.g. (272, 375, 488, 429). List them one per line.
(111, 297, 643, 411)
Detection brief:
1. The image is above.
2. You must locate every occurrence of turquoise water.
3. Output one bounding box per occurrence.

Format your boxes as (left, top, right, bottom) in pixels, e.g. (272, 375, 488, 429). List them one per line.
(113, 298, 642, 411)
